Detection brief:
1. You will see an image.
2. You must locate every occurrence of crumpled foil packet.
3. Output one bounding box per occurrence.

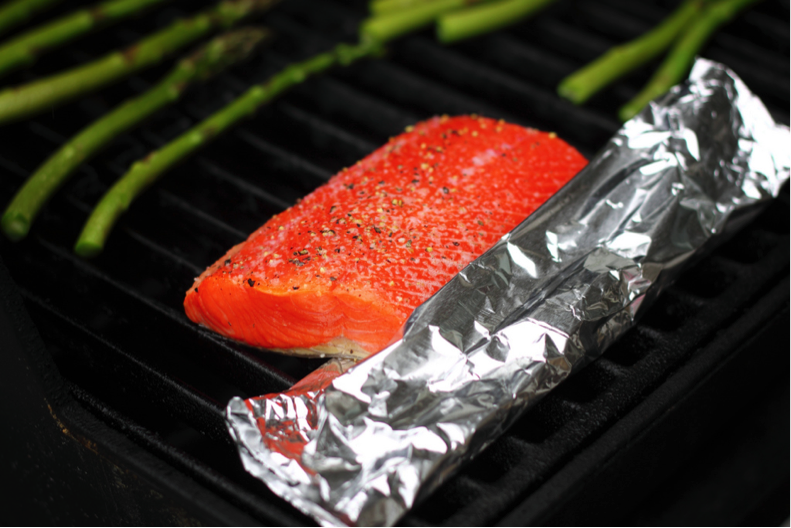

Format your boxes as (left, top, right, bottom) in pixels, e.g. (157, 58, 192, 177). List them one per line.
(226, 59, 790, 526)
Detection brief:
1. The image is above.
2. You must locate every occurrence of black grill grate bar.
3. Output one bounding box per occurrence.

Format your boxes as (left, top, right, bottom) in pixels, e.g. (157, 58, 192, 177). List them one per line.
(405, 35, 618, 125)
(574, 2, 656, 40)
(235, 127, 334, 181)
(261, 17, 421, 135)
(352, 59, 519, 121)
(587, 356, 629, 377)
(268, 8, 603, 145)
(47, 176, 245, 268)
(3, 159, 241, 281)
(594, 0, 666, 20)
(0, 154, 27, 178)
(156, 190, 249, 241)
(581, 0, 788, 78)
(277, 101, 380, 156)
(32, 237, 297, 394)
(395, 37, 619, 151)
(529, 18, 613, 63)
(297, 76, 421, 137)
(138, 109, 194, 150)
(197, 157, 294, 212)
(664, 285, 707, 308)
(743, 10, 789, 45)
(705, 253, 751, 276)
(459, 33, 577, 89)
(266, 9, 522, 127)
(265, 11, 345, 57)
(124, 229, 204, 276)
(556, 1, 788, 111)
(26, 120, 69, 144)
(22, 290, 229, 443)
(279, 0, 362, 32)
(68, 383, 308, 526)
(710, 32, 790, 74)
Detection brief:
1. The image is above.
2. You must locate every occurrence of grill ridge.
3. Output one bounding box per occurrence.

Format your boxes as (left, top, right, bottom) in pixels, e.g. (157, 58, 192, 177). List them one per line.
(0, 0, 787, 524)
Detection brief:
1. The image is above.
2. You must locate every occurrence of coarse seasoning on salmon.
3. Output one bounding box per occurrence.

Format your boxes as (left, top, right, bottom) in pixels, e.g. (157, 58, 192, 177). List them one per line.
(184, 115, 587, 358)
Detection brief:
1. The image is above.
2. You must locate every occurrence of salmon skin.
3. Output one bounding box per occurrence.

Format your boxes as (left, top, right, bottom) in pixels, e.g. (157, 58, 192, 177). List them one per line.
(184, 116, 587, 358)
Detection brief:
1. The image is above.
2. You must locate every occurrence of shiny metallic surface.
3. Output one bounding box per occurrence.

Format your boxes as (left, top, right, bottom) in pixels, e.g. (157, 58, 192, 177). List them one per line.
(226, 59, 790, 527)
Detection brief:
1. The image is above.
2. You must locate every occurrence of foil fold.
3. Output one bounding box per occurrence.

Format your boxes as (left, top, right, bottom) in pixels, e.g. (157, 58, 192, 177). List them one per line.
(226, 59, 790, 526)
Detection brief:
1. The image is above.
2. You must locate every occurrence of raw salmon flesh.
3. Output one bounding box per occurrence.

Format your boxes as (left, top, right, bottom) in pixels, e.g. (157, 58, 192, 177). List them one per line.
(184, 116, 587, 358)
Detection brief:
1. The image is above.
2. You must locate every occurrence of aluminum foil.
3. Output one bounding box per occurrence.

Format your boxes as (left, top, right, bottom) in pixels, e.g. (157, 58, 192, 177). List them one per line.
(226, 59, 790, 526)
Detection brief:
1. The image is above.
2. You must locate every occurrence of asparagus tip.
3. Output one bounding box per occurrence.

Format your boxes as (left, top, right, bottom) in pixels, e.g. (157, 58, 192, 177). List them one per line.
(74, 238, 103, 258)
(1, 210, 29, 242)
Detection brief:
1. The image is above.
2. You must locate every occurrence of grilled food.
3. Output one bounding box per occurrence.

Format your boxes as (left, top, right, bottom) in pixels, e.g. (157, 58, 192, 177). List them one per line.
(184, 115, 587, 357)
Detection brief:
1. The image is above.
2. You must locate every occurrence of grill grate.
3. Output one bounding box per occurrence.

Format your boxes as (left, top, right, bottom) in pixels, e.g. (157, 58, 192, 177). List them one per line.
(0, 0, 788, 525)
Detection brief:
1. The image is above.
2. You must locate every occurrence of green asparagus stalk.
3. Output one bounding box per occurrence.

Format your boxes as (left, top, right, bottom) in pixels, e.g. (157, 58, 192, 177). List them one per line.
(361, 0, 488, 43)
(557, 0, 704, 105)
(0, 0, 278, 126)
(437, 0, 556, 43)
(1, 28, 270, 242)
(74, 40, 384, 258)
(618, 0, 760, 121)
(0, 0, 61, 38)
(370, 0, 453, 15)
(0, 0, 171, 79)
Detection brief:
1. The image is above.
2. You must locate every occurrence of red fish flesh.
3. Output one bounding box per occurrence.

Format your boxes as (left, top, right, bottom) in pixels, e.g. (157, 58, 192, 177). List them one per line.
(184, 115, 587, 357)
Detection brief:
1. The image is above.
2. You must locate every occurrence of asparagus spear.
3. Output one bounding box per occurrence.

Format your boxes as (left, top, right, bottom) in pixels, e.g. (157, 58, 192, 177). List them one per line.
(0, 0, 61, 38)
(1, 28, 270, 242)
(618, 0, 759, 121)
(437, 0, 556, 43)
(557, 0, 704, 105)
(74, 40, 384, 258)
(370, 0, 455, 15)
(0, 0, 170, 79)
(361, 0, 488, 43)
(0, 0, 278, 126)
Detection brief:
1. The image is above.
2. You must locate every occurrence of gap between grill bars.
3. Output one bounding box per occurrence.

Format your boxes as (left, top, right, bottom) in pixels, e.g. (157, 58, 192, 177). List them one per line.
(0, 0, 787, 525)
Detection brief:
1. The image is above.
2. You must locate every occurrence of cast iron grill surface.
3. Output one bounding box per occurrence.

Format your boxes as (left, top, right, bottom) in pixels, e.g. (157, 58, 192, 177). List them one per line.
(0, 0, 788, 525)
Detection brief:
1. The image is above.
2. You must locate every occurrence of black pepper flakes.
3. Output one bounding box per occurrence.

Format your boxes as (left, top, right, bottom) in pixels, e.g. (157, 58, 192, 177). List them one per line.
(247, 279, 254, 287)
(330, 276, 337, 281)
(224, 259, 231, 266)
(292, 286, 299, 290)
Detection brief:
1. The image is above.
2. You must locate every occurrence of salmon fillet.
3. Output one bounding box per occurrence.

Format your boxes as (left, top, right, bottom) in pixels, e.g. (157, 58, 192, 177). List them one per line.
(184, 115, 587, 358)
